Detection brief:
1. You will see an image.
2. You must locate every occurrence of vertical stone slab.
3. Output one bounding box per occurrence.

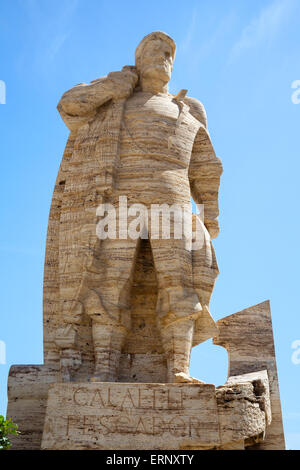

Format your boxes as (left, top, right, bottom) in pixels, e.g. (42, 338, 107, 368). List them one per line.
(213, 300, 285, 449)
(6, 365, 59, 449)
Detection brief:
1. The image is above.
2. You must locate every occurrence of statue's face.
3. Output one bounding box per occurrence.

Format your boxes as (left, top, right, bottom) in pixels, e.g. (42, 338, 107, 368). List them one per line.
(139, 39, 173, 83)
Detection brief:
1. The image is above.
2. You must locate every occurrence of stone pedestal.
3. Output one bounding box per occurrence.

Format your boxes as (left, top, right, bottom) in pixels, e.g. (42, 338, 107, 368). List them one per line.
(6, 301, 285, 450)
(41, 375, 271, 450)
(41, 382, 218, 450)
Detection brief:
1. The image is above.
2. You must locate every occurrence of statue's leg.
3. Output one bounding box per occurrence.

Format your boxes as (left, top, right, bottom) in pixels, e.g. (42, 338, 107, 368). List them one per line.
(84, 238, 139, 381)
(91, 321, 127, 382)
(160, 318, 195, 383)
(150, 238, 201, 382)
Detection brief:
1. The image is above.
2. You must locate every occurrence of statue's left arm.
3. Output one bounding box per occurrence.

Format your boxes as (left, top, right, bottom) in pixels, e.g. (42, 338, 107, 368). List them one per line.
(187, 98, 223, 239)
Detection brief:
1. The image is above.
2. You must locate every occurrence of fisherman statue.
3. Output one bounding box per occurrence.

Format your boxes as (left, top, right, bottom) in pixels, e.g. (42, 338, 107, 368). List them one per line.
(47, 31, 222, 383)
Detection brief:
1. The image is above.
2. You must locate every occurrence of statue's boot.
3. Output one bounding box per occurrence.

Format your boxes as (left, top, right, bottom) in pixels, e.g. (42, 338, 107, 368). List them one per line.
(84, 290, 127, 381)
(91, 321, 126, 382)
(160, 317, 195, 383)
(55, 323, 82, 382)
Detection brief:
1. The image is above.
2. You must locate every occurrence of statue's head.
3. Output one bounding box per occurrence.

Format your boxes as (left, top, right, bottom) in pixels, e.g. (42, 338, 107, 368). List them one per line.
(135, 31, 176, 84)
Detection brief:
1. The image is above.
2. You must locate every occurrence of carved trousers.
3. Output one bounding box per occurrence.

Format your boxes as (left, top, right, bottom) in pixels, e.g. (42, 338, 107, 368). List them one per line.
(84, 236, 201, 329)
(83, 236, 200, 381)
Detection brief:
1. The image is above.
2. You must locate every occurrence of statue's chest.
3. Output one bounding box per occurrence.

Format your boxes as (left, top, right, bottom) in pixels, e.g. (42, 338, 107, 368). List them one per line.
(124, 93, 179, 124)
(121, 93, 199, 160)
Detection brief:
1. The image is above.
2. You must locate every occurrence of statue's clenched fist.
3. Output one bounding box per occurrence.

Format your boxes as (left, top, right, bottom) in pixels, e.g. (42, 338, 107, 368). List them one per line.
(107, 66, 139, 100)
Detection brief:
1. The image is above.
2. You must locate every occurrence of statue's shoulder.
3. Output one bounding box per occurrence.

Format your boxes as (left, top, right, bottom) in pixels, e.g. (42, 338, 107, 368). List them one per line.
(184, 96, 207, 128)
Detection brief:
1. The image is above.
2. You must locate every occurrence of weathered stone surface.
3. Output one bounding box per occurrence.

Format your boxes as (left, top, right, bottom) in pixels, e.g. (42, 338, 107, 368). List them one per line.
(41, 372, 271, 450)
(6, 365, 59, 450)
(42, 31, 222, 384)
(216, 370, 271, 448)
(213, 301, 285, 450)
(41, 383, 219, 450)
(6, 31, 284, 450)
(6, 302, 283, 449)
(174, 372, 205, 384)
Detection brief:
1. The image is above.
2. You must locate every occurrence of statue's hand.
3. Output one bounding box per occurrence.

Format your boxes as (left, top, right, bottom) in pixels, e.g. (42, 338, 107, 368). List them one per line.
(107, 66, 139, 100)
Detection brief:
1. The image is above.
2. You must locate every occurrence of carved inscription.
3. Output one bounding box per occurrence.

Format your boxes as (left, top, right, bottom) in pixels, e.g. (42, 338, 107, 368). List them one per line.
(64, 385, 211, 439)
(66, 414, 204, 438)
(72, 386, 184, 410)
(41, 383, 220, 449)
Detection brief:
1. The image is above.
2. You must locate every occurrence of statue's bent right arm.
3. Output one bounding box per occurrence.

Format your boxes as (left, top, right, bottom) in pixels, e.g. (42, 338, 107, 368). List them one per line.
(57, 66, 138, 131)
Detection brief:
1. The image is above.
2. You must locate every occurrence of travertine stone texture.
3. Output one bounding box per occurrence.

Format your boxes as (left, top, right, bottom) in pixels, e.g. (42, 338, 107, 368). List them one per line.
(216, 370, 271, 448)
(213, 300, 285, 450)
(41, 373, 270, 450)
(7, 301, 283, 450)
(42, 31, 222, 384)
(6, 32, 285, 450)
(6, 365, 60, 450)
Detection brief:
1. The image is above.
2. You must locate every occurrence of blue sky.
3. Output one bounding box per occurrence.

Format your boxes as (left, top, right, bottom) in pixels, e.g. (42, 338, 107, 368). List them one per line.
(0, 0, 299, 449)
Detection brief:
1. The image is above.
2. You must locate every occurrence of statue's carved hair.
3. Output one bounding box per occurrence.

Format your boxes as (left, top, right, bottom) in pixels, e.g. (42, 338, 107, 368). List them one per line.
(135, 31, 176, 72)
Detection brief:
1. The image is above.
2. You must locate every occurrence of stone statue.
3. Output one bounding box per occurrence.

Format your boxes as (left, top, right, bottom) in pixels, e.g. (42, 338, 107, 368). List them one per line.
(47, 31, 222, 383)
(6, 32, 285, 450)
